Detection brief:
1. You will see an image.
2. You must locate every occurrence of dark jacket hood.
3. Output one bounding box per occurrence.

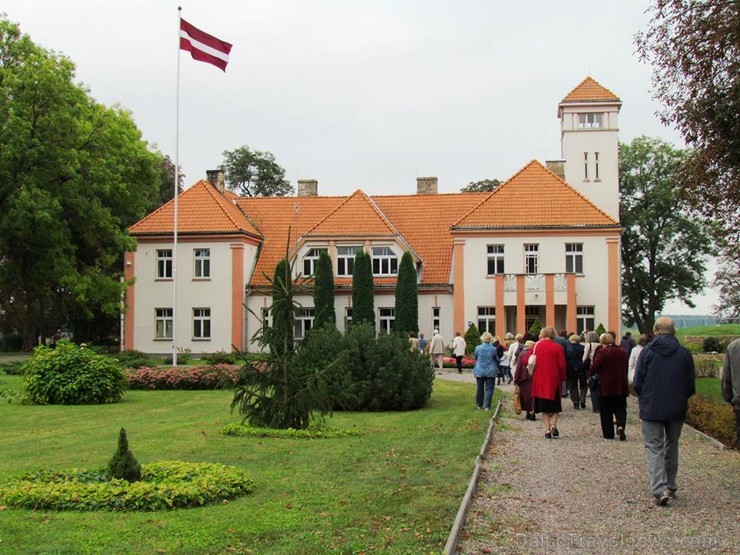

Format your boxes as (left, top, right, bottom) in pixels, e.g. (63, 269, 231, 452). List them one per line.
(650, 334, 680, 357)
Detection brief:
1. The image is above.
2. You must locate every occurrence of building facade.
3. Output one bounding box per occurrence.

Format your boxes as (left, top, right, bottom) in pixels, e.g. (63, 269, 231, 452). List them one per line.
(124, 77, 623, 355)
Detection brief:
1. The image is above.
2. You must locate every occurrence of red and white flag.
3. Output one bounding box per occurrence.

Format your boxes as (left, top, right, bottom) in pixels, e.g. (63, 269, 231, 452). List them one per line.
(180, 18, 232, 72)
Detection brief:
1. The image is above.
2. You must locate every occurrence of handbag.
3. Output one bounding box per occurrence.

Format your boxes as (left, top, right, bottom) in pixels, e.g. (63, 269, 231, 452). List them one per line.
(588, 372, 599, 391)
(513, 385, 522, 414)
(527, 345, 537, 376)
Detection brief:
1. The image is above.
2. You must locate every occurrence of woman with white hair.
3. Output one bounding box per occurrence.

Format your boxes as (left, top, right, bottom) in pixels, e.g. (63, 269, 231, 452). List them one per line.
(473, 332, 499, 411)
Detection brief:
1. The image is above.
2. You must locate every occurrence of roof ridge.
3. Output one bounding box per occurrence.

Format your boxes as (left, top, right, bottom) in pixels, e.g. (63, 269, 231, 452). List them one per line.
(561, 76, 621, 103)
(200, 181, 263, 235)
(304, 189, 398, 236)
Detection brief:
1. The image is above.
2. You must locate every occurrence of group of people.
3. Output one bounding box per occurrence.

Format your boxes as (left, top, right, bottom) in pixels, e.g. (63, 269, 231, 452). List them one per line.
(470, 317, 703, 508)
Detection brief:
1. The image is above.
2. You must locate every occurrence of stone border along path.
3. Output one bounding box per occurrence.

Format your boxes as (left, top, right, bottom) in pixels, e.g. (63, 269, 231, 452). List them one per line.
(435, 369, 740, 555)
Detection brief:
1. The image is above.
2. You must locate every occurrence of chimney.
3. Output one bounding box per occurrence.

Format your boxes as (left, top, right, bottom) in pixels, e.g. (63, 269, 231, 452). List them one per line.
(545, 160, 566, 181)
(416, 176, 438, 194)
(206, 169, 226, 194)
(297, 179, 318, 196)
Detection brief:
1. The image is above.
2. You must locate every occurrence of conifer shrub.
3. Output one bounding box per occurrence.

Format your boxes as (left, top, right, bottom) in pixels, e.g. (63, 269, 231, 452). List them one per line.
(22, 340, 127, 405)
(595, 323, 606, 336)
(108, 428, 142, 483)
(464, 323, 481, 354)
(702, 336, 722, 353)
(529, 319, 543, 337)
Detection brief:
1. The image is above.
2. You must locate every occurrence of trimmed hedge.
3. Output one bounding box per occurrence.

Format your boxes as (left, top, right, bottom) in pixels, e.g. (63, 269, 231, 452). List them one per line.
(0, 461, 255, 511)
(125, 364, 240, 390)
(686, 395, 736, 448)
(221, 423, 364, 439)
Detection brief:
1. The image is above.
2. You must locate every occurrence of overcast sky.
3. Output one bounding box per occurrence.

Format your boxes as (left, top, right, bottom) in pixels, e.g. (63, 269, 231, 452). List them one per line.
(4, 1, 717, 315)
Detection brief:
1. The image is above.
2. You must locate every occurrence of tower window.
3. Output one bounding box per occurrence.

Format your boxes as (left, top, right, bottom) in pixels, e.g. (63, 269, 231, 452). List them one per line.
(583, 152, 589, 180)
(594, 152, 600, 180)
(578, 113, 603, 129)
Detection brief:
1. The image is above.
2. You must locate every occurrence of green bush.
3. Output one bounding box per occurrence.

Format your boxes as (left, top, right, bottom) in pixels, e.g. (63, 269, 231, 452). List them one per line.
(0, 462, 255, 511)
(702, 336, 722, 353)
(162, 351, 192, 365)
(221, 422, 363, 439)
(529, 319, 543, 337)
(686, 395, 736, 448)
(108, 428, 142, 482)
(464, 323, 481, 355)
(22, 340, 127, 405)
(0, 360, 26, 375)
(203, 350, 237, 365)
(113, 349, 150, 369)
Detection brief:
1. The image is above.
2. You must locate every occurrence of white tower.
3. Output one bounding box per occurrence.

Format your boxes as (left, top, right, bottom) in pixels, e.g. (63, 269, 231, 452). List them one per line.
(558, 77, 622, 222)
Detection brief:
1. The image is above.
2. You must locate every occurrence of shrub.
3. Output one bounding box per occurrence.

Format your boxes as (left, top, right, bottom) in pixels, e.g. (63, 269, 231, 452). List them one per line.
(162, 351, 192, 365)
(221, 422, 363, 439)
(693, 356, 722, 378)
(529, 319, 543, 337)
(0, 360, 26, 375)
(114, 349, 150, 369)
(22, 340, 127, 405)
(125, 364, 239, 390)
(686, 395, 736, 448)
(464, 323, 481, 355)
(203, 350, 237, 365)
(702, 336, 722, 353)
(594, 323, 606, 336)
(0, 462, 255, 511)
(108, 428, 142, 482)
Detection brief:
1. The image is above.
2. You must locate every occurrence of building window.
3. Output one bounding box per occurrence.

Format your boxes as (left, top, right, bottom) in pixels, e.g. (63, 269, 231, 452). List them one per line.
(337, 246, 362, 276)
(583, 152, 589, 180)
(578, 113, 603, 129)
(486, 244, 505, 275)
(303, 247, 328, 276)
(193, 308, 211, 339)
(371, 246, 398, 276)
(565, 243, 583, 274)
(344, 307, 353, 329)
(524, 244, 539, 275)
(260, 307, 270, 334)
(193, 248, 210, 279)
(379, 308, 395, 334)
(577, 306, 595, 334)
(155, 308, 173, 339)
(477, 306, 495, 334)
(156, 249, 172, 279)
(432, 307, 440, 331)
(294, 307, 315, 339)
(594, 152, 600, 180)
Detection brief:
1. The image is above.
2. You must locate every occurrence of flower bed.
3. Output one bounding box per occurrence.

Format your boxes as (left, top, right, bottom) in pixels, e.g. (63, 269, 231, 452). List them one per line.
(124, 364, 240, 390)
(441, 356, 476, 368)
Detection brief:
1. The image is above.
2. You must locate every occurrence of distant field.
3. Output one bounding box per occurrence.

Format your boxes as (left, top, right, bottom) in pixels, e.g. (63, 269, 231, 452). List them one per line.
(677, 324, 740, 337)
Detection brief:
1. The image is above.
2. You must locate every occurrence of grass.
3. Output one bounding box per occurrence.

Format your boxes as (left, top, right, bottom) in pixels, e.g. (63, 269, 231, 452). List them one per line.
(695, 377, 725, 404)
(677, 324, 740, 337)
(0, 375, 497, 554)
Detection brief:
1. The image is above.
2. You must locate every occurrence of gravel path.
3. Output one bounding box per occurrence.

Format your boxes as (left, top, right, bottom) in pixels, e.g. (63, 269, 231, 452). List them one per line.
(436, 370, 740, 555)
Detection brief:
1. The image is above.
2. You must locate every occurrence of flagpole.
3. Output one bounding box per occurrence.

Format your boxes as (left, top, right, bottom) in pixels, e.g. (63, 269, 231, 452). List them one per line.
(172, 6, 182, 368)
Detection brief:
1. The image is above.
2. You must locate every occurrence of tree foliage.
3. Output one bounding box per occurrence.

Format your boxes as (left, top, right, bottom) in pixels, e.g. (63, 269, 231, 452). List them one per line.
(636, 0, 740, 243)
(460, 178, 502, 193)
(711, 250, 740, 323)
(313, 250, 336, 330)
(107, 428, 142, 483)
(221, 145, 293, 197)
(619, 136, 713, 334)
(351, 251, 375, 327)
(0, 17, 162, 348)
(464, 323, 481, 355)
(152, 153, 184, 209)
(393, 252, 418, 334)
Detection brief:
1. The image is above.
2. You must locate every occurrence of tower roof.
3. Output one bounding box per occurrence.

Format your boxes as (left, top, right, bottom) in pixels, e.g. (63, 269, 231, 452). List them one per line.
(562, 76, 620, 103)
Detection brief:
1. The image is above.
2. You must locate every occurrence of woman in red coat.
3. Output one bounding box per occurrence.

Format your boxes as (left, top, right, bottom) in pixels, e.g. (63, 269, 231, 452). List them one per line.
(531, 327, 567, 439)
(590, 333, 629, 440)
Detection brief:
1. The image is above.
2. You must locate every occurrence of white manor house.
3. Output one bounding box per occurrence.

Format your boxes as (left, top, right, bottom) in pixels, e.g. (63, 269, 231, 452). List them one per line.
(124, 77, 623, 355)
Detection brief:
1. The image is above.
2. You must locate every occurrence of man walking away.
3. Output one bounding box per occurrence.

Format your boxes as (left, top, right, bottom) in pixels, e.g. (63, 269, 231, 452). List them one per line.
(429, 329, 446, 371)
(632, 317, 695, 507)
(722, 337, 740, 449)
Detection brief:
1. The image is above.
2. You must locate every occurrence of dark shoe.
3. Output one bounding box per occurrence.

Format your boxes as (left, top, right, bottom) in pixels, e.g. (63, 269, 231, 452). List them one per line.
(550, 426, 559, 438)
(668, 489, 677, 499)
(573, 404, 579, 410)
(545, 431, 552, 439)
(618, 426, 626, 441)
(580, 402, 586, 409)
(656, 490, 671, 506)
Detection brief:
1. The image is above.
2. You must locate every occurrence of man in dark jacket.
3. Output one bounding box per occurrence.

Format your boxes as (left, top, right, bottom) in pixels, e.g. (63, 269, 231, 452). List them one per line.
(722, 338, 740, 449)
(632, 317, 695, 507)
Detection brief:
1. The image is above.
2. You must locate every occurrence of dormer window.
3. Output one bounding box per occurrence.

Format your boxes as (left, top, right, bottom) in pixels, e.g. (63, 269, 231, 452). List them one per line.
(337, 246, 362, 276)
(578, 113, 603, 129)
(303, 247, 328, 276)
(371, 246, 398, 276)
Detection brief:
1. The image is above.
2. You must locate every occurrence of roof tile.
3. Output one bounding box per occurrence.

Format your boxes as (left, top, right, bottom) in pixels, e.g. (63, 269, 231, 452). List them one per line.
(561, 76, 620, 103)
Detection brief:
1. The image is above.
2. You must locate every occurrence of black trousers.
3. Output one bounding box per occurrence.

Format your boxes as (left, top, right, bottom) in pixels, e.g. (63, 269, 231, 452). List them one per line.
(598, 395, 627, 439)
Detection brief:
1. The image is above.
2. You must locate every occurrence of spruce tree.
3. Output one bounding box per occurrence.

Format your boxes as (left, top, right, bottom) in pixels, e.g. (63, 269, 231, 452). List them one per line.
(107, 428, 142, 482)
(464, 323, 481, 354)
(270, 258, 294, 357)
(352, 251, 375, 327)
(313, 250, 336, 329)
(393, 251, 418, 334)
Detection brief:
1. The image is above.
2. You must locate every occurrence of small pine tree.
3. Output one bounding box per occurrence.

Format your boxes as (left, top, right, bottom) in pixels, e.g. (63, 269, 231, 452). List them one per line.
(529, 318, 543, 337)
(270, 258, 294, 357)
(352, 251, 375, 327)
(464, 323, 481, 354)
(313, 250, 336, 330)
(595, 322, 606, 336)
(393, 251, 418, 334)
(108, 428, 142, 482)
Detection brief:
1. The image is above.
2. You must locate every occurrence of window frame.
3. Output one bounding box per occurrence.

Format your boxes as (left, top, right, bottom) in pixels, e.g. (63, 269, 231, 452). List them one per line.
(578, 112, 603, 129)
(576, 306, 595, 334)
(155, 308, 173, 339)
(156, 249, 173, 279)
(477, 306, 495, 335)
(432, 307, 440, 331)
(337, 246, 362, 277)
(193, 248, 211, 279)
(294, 307, 315, 340)
(379, 307, 395, 334)
(486, 244, 505, 275)
(371, 246, 398, 276)
(565, 243, 584, 274)
(524, 244, 539, 275)
(303, 247, 328, 276)
(192, 307, 212, 340)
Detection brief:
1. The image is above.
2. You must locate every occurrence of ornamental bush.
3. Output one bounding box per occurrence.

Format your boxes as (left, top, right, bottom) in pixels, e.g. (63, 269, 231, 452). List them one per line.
(113, 349, 150, 369)
(108, 428, 142, 482)
(22, 340, 127, 405)
(124, 364, 239, 390)
(464, 323, 481, 354)
(686, 395, 736, 448)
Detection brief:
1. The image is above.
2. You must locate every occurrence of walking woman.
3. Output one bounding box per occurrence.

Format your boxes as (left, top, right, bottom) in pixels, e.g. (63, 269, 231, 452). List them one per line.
(567, 334, 588, 409)
(583, 331, 601, 412)
(513, 340, 536, 420)
(531, 327, 567, 438)
(473, 332, 499, 410)
(590, 332, 630, 440)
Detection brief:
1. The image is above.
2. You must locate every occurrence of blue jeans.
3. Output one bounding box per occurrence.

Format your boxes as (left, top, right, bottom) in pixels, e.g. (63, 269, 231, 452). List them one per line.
(476, 376, 496, 409)
(641, 420, 684, 498)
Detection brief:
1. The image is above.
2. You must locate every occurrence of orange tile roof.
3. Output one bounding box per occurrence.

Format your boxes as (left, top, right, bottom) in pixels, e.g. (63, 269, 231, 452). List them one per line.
(306, 190, 398, 237)
(561, 76, 620, 103)
(130, 180, 261, 237)
(455, 160, 618, 229)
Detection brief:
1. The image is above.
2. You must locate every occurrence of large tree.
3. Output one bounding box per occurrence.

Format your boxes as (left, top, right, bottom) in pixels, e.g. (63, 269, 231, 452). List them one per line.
(619, 136, 713, 334)
(221, 145, 293, 197)
(0, 17, 161, 348)
(460, 178, 502, 193)
(393, 251, 418, 334)
(711, 252, 740, 324)
(351, 251, 375, 327)
(636, 0, 740, 241)
(313, 250, 336, 330)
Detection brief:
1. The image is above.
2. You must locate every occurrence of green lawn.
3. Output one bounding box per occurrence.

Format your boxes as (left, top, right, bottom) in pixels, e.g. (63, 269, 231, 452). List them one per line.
(0, 375, 497, 554)
(677, 323, 740, 337)
(695, 377, 725, 404)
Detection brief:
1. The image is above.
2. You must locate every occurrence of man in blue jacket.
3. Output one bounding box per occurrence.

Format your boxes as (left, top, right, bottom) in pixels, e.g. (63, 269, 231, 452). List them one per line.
(633, 316, 695, 507)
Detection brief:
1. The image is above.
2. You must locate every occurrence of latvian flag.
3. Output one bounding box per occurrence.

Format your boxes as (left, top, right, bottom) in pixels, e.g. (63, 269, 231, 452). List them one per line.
(180, 18, 232, 72)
